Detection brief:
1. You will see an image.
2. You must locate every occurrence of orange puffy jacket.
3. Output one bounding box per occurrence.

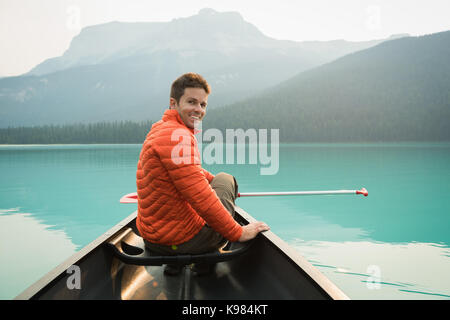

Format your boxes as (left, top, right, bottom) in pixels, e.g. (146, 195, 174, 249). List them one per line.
(136, 109, 243, 245)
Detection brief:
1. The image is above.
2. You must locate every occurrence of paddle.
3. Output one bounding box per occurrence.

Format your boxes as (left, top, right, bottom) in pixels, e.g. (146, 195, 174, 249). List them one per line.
(238, 188, 368, 197)
(120, 188, 368, 203)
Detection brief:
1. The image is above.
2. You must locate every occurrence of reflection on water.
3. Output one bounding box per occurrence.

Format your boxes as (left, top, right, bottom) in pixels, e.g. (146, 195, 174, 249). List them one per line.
(0, 144, 139, 249)
(0, 209, 77, 299)
(291, 239, 450, 299)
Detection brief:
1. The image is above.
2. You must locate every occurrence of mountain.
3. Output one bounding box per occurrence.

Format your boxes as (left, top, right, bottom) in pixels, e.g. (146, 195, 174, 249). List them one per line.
(0, 8, 397, 128)
(204, 31, 450, 142)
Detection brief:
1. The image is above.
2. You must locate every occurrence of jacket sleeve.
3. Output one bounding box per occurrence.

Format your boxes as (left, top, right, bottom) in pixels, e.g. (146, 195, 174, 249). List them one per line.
(156, 129, 242, 242)
(202, 168, 215, 183)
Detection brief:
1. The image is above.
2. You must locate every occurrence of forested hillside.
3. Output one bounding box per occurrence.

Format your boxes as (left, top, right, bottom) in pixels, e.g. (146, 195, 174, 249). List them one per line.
(204, 31, 450, 142)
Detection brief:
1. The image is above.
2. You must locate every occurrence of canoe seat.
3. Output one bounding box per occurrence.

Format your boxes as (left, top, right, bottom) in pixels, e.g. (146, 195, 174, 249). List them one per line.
(107, 227, 254, 266)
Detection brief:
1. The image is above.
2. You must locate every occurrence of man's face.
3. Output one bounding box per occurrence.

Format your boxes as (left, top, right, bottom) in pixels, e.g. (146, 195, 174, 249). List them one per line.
(170, 87, 208, 129)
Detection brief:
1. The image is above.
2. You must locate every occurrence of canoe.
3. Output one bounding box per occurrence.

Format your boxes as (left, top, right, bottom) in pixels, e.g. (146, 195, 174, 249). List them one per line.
(15, 206, 349, 300)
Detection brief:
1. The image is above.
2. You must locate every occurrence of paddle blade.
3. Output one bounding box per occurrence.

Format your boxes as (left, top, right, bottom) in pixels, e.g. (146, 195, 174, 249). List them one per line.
(120, 192, 138, 203)
(356, 188, 368, 197)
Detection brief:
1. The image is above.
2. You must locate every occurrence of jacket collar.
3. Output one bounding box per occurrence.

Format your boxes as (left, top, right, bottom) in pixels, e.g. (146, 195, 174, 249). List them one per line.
(163, 109, 200, 134)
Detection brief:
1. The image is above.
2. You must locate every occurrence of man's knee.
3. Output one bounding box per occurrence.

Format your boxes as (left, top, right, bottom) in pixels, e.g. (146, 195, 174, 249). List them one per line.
(214, 172, 232, 180)
(211, 172, 238, 199)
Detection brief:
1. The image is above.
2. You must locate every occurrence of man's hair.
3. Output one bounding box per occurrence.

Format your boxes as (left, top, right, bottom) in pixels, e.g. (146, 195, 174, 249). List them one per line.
(170, 73, 211, 103)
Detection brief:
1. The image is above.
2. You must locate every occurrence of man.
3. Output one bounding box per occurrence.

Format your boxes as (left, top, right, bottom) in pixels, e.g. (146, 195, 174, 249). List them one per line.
(136, 73, 269, 273)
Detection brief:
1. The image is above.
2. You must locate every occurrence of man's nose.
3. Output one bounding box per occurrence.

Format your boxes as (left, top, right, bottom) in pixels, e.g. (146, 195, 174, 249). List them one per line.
(194, 103, 204, 113)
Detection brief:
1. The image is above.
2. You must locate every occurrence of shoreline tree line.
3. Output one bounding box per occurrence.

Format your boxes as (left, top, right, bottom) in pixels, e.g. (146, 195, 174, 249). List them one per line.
(1, 117, 449, 144)
(0, 121, 153, 144)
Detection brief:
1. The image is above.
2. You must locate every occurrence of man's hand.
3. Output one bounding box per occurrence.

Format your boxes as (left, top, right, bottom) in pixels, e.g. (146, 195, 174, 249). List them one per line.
(238, 221, 270, 242)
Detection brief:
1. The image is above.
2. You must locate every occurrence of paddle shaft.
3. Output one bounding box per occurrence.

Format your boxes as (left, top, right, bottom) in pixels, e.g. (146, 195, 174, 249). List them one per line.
(238, 188, 368, 197)
(120, 188, 367, 203)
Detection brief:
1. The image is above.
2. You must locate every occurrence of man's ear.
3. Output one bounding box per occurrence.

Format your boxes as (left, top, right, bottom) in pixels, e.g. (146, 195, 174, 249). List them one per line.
(169, 97, 177, 109)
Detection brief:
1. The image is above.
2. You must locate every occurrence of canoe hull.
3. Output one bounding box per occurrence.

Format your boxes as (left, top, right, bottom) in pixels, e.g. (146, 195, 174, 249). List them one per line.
(16, 208, 348, 300)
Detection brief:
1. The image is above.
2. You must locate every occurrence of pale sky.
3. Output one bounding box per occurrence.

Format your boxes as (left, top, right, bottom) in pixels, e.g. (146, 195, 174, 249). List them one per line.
(1, 0, 449, 77)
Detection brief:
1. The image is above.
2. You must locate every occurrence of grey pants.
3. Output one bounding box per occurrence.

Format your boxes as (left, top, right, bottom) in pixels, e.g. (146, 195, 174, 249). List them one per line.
(144, 172, 238, 255)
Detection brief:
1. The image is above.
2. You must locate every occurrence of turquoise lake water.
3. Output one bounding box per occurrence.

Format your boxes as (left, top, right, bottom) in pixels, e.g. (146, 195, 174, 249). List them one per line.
(1, 143, 449, 299)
